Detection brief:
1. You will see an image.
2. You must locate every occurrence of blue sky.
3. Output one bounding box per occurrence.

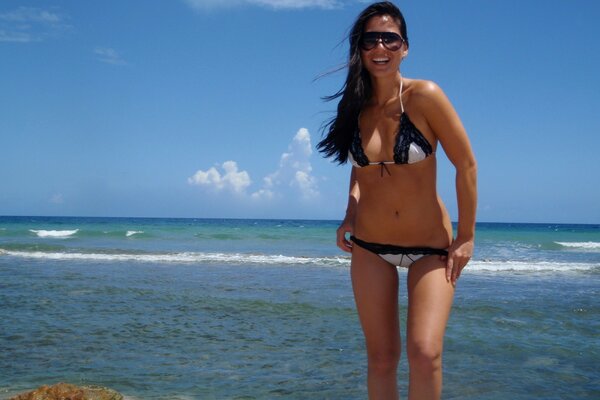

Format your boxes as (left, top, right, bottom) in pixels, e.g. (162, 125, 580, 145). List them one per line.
(1, 0, 599, 223)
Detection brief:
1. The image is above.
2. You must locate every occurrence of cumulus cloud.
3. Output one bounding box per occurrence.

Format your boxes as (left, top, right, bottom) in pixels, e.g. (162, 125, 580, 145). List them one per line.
(250, 188, 275, 201)
(188, 161, 252, 194)
(188, 128, 319, 202)
(0, 7, 68, 43)
(262, 128, 319, 200)
(293, 170, 319, 199)
(183, 0, 341, 11)
(94, 47, 128, 66)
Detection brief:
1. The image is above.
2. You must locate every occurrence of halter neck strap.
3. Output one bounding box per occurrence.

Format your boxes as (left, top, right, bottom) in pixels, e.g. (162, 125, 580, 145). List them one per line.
(399, 75, 404, 114)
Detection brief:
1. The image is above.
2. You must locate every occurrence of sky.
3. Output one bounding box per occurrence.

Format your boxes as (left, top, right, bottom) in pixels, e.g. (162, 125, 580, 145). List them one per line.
(1, 0, 599, 223)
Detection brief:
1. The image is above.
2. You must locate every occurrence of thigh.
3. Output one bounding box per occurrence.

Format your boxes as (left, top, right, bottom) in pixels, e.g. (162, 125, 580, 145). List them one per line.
(406, 255, 455, 347)
(351, 245, 401, 354)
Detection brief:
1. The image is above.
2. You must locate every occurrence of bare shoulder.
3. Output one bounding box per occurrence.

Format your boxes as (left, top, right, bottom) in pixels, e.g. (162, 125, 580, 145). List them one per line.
(404, 78, 447, 105)
(403, 78, 464, 140)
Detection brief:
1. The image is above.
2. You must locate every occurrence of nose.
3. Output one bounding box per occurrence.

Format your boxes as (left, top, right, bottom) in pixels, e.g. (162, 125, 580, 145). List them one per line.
(374, 38, 386, 49)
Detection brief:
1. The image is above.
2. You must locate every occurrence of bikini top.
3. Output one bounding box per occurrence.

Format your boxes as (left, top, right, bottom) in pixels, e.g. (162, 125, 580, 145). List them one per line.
(348, 78, 434, 172)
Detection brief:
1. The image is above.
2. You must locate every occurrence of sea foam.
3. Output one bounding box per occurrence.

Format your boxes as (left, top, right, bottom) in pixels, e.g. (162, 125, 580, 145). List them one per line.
(29, 229, 79, 238)
(555, 241, 600, 250)
(0, 249, 349, 267)
(468, 260, 597, 273)
(1, 248, 597, 273)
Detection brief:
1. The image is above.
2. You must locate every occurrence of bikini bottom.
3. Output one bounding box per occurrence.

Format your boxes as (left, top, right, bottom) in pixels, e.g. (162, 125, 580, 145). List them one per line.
(351, 236, 448, 268)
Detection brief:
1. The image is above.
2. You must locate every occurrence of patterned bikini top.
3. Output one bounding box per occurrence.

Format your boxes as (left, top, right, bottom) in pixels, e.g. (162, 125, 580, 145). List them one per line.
(348, 78, 434, 172)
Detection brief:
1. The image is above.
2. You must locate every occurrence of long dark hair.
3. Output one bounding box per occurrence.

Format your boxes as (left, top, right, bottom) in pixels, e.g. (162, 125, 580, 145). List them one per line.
(317, 2, 409, 164)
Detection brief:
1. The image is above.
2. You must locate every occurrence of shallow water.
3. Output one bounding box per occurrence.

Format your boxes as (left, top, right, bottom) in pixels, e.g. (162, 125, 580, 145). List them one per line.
(1, 217, 599, 399)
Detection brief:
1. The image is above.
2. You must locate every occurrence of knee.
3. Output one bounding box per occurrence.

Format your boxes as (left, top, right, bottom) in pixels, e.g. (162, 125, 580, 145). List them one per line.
(407, 341, 442, 375)
(367, 349, 401, 376)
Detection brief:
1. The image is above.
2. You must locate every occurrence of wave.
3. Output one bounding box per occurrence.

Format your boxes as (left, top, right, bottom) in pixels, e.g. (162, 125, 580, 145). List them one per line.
(468, 260, 598, 273)
(1, 248, 598, 273)
(0, 249, 349, 267)
(29, 229, 79, 238)
(20, 229, 152, 239)
(555, 241, 600, 250)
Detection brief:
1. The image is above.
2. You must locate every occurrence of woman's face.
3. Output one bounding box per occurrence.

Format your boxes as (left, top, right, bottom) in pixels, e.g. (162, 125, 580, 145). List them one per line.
(360, 14, 408, 78)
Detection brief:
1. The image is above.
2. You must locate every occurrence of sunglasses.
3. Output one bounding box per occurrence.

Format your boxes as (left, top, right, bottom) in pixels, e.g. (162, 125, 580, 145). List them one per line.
(360, 32, 404, 51)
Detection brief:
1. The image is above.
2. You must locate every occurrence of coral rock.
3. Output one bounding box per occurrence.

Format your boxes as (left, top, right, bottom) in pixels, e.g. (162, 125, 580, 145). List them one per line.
(10, 382, 123, 400)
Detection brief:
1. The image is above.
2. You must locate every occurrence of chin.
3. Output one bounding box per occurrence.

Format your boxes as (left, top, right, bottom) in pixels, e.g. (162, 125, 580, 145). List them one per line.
(366, 67, 399, 79)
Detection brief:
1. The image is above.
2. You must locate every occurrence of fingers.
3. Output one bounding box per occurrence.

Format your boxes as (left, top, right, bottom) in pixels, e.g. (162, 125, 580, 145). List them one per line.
(336, 226, 353, 253)
(445, 252, 454, 283)
(451, 259, 460, 284)
(338, 238, 352, 252)
(447, 253, 469, 284)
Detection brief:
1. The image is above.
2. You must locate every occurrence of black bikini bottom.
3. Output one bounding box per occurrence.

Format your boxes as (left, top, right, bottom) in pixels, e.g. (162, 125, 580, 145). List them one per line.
(351, 236, 448, 268)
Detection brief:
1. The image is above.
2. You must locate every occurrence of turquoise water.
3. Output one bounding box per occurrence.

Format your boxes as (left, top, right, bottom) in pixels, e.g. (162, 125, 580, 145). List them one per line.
(1, 217, 599, 399)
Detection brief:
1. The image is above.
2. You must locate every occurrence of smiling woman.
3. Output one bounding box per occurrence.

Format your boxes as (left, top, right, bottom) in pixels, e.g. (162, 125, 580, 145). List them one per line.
(318, 2, 477, 399)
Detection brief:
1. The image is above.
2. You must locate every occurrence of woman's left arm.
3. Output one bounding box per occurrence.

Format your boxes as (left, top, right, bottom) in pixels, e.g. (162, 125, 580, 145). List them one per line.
(418, 81, 478, 284)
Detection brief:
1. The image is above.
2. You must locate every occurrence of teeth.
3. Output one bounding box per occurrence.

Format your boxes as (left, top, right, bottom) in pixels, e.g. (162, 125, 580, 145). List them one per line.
(373, 58, 389, 63)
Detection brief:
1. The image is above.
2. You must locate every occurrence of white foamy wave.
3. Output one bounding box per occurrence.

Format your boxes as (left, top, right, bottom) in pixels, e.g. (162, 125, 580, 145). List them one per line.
(468, 260, 598, 273)
(126, 230, 144, 237)
(2, 249, 597, 273)
(0, 249, 350, 266)
(555, 241, 600, 250)
(29, 229, 79, 238)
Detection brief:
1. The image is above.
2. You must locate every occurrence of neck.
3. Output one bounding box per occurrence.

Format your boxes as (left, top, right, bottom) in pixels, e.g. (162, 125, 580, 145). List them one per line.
(370, 72, 402, 106)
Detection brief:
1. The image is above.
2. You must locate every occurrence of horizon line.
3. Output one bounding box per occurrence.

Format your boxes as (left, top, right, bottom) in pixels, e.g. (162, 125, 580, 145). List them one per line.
(1, 215, 599, 226)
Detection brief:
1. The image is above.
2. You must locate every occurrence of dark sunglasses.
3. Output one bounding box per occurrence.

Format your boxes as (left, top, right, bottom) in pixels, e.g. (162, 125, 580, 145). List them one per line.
(360, 32, 404, 51)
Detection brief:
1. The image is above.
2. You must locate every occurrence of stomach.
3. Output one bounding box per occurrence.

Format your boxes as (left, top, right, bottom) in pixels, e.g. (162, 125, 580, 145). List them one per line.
(352, 159, 453, 249)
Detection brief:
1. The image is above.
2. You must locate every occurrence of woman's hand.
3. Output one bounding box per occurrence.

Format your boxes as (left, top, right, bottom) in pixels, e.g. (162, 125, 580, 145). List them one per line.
(443, 237, 474, 284)
(336, 216, 355, 253)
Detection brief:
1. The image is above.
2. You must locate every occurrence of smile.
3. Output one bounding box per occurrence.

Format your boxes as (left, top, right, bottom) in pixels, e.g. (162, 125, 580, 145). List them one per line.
(372, 57, 390, 65)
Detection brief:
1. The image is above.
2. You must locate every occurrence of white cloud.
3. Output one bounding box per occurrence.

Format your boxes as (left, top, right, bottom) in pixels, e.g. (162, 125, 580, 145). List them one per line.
(94, 47, 128, 66)
(259, 128, 320, 200)
(188, 128, 319, 202)
(188, 161, 252, 194)
(0, 7, 62, 23)
(250, 188, 275, 201)
(0, 30, 32, 43)
(250, 0, 340, 9)
(293, 170, 319, 199)
(183, 0, 341, 11)
(0, 7, 68, 43)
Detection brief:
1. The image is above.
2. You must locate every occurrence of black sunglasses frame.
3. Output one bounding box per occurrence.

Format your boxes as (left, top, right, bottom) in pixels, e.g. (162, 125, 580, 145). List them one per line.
(360, 32, 404, 51)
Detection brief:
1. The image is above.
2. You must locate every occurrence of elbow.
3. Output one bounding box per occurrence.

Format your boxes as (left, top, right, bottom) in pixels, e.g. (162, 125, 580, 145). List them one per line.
(455, 157, 477, 188)
(456, 157, 477, 175)
(467, 159, 477, 175)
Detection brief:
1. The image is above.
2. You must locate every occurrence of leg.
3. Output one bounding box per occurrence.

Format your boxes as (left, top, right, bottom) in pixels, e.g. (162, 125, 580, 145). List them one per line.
(406, 256, 455, 400)
(351, 245, 401, 400)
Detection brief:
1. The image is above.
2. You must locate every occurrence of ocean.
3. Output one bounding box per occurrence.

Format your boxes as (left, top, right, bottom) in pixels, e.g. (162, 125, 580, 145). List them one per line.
(0, 216, 598, 399)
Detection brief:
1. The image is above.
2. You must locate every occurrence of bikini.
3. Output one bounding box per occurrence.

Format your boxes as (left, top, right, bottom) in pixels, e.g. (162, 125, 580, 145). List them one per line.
(348, 78, 448, 267)
(351, 236, 448, 268)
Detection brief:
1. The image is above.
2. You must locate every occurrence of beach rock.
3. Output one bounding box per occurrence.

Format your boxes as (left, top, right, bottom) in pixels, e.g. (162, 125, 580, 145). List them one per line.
(9, 382, 123, 400)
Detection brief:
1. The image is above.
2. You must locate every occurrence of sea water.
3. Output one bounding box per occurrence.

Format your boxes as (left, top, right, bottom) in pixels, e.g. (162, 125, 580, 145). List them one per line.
(0, 217, 598, 399)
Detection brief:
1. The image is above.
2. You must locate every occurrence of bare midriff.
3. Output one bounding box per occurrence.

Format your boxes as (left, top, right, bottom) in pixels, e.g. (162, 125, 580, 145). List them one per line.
(353, 156, 453, 249)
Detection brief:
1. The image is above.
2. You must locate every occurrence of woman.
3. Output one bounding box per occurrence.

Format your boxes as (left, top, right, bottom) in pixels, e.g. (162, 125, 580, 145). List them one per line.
(317, 2, 477, 399)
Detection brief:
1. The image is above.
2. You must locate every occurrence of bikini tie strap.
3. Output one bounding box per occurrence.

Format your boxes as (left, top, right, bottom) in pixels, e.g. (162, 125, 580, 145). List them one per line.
(379, 162, 391, 177)
(399, 75, 404, 114)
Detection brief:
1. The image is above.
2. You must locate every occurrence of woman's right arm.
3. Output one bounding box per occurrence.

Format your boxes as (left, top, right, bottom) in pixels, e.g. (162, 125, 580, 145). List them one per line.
(336, 167, 359, 252)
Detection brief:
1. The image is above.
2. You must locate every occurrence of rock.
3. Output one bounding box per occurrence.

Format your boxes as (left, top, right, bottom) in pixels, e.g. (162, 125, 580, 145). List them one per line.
(9, 382, 123, 400)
